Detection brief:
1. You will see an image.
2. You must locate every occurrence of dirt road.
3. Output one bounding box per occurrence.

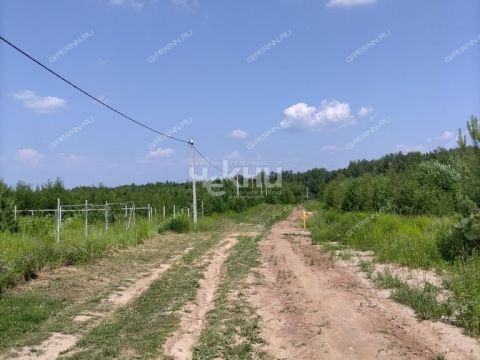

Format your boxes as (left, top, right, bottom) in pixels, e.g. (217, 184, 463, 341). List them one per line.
(3, 207, 480, 359)
(249, 208, 480, 360)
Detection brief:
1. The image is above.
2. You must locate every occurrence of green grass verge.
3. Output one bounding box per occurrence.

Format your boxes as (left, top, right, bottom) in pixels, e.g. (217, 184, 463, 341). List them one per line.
(192, 235, 266, 360)
(0, 218, 155, 293)
(0, 294, 65, 350)
(308, 207, 451, 269)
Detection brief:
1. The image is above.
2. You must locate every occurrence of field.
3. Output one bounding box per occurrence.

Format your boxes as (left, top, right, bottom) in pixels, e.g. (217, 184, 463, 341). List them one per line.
(306, 202, 480, 337)
(1, 204, 480, 359)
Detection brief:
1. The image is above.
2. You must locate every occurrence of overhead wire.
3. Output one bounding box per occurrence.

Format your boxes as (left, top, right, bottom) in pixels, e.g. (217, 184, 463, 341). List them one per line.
(0, 35, 189, 144)
(193, 145, 223, 172)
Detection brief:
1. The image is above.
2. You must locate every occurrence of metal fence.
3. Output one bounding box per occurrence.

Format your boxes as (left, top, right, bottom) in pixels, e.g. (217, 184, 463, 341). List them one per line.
(13, 199, 205, 242)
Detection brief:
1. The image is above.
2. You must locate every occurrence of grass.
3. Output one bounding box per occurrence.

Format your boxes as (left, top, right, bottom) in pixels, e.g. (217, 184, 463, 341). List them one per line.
(0, 208, 245, 294)
(0, 294, 65, 350)
(192, 235, 267, 359)
(61, 234, 221, 360)
(374, 271, 450, 321)
(374, 270, 404, 289)
(308, 207, 451, 269)
(0, 216, 155, 293)
(445, 253, 480, 335)
(359, 260, 374, 279)
(309, 204, 480, 335)
(0, 231, 197, 353)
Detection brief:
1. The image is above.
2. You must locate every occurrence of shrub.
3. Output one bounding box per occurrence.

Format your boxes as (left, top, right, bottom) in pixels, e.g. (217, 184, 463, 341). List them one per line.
(159, 216, 191, 233)
(0, 182, 18, 233)
(446, 253, 480, 335)
(438, 211, 480, 261)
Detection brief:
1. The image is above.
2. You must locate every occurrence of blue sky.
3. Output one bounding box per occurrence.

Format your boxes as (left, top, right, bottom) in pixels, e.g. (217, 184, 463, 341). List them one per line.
(1, 0, 479, 187)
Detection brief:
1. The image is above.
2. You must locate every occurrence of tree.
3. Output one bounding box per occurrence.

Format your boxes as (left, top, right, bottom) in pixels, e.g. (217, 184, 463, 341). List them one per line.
(467, 115, 480, 149)
(0, 181, 18, 233)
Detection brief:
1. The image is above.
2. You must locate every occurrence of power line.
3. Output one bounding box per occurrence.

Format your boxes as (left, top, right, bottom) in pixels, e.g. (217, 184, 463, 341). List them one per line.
(0, 35, 189, 144)
(194, 145, 223, 172)
(0, 35, 224, 175)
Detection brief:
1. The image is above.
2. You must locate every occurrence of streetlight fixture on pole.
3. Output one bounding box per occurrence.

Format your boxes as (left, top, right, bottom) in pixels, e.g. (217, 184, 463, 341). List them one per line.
(189, 138, 198, 224)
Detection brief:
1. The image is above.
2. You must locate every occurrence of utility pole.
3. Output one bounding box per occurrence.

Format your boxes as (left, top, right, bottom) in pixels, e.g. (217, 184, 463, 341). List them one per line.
(236, 171, 240, 198)
(260, 174, 264, 197)
(85, 200, 88, 239)
(189, 138, 198, 223)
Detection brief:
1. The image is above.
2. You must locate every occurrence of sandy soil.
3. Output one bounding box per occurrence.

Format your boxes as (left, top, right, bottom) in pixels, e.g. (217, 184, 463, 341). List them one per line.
(248, 207, 480, 360)
(163, 234, 239, 360)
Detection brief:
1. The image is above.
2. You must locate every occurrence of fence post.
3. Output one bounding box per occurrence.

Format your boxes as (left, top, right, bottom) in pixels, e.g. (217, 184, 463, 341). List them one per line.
(148, 204, 151, 222)
(202, 201, 204, 218)
(125, 205, 128, 229)
(14, 205, 17, 221)
(187, 207, 190, 219)
(173, 205, 176, 219)
(56, 198, 61, 242)
(105, 201, 109, 231)
(85, 200, 88, 239)
(133, 203, 136, 226)
(163, 205, 166, 219)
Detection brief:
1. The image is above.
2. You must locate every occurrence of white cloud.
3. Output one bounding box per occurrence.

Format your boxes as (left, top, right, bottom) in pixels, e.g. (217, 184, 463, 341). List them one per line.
(13, 90, 66, 114)
(172, 0, 199, 12)
(327, 0, 378, 7)
(395, 144, 425, 154)
(15, 148, 45, 167)
(146, 147, 175, 159)
(321, 145, 340, 151)
(281, 100, 354, 130)
(358, 106, 374, 117)
(229, 129, 248, 139)
(108, 0, 144, 11)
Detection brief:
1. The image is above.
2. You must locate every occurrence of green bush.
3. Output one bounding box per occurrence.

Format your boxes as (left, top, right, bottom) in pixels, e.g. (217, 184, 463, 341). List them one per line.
(438, 211, 480, 261)
(19, 216, 55, 239)
(159, 216, 191, 233)
(0, 182, 18, 233)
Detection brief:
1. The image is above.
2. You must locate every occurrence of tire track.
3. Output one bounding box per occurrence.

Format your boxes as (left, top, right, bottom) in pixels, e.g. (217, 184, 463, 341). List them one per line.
(163, 234, 239, 360)
(249, 207, 480, 360)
